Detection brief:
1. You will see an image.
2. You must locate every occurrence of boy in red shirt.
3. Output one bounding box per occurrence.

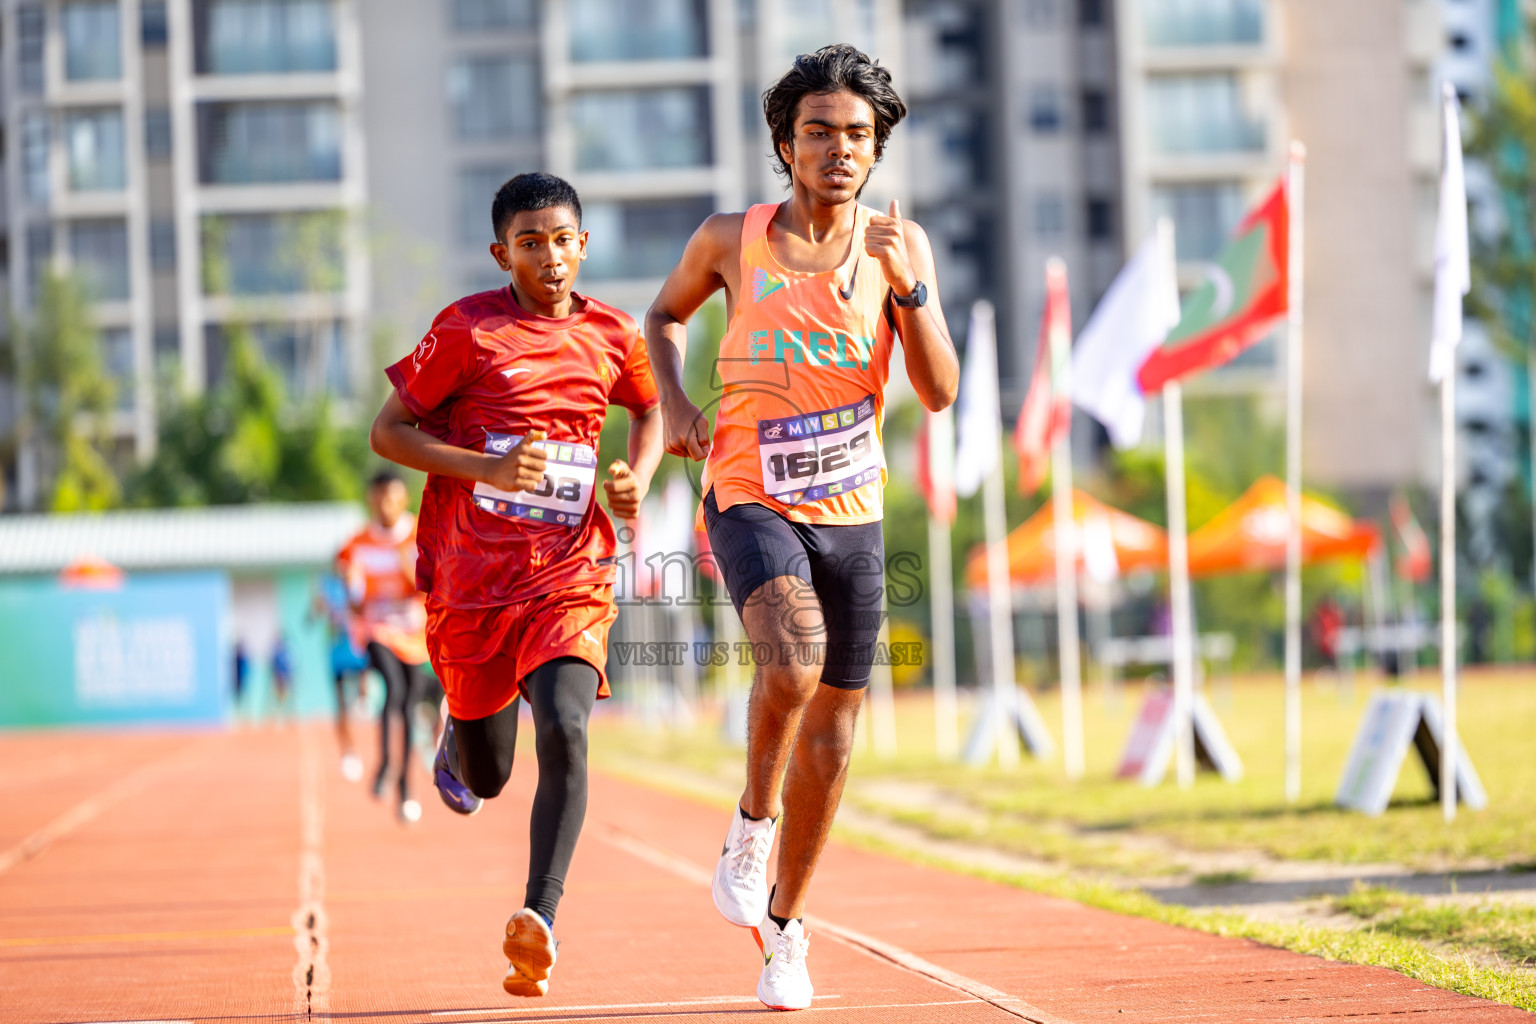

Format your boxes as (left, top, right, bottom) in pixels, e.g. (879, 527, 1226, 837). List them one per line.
(370, 173, 662, 997)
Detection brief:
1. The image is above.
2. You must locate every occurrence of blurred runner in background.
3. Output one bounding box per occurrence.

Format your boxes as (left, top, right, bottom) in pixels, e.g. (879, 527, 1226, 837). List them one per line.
(312, 571, 371, 781)
(336, 470, 430, 824)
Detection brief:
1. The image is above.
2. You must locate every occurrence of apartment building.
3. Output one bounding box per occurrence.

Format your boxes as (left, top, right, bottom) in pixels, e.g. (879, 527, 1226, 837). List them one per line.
(1112, 0, 1449, 498)
(3, 0, 370, 509)
(362, 0, 904, 347)
(902, 0, 1123, 402)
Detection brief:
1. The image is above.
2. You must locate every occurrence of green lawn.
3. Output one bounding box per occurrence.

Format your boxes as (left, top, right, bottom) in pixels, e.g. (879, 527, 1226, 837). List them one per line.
(593, 667, 1536, 870)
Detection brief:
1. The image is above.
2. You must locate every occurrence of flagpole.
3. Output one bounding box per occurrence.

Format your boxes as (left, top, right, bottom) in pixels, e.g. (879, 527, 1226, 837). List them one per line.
(1048, 259, 1085, 780)
(1440, 360, 1457, 823)
(1283, 141, 1307, 805)
(929, 513, 959, 760)
(1164, 378, 1196, 788)
(984, 433, 1020, 769)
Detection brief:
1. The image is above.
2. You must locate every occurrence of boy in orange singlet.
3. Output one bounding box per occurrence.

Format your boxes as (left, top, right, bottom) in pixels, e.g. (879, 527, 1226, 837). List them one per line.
(335, 470, 430, 822)
(645, 45, 959, 1011)
(370, 173, 662, 997)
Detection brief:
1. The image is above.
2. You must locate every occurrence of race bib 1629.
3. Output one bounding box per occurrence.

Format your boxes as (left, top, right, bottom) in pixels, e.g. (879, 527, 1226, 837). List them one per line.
(757, 394, 883, 506)
(472, 432, 596, 528)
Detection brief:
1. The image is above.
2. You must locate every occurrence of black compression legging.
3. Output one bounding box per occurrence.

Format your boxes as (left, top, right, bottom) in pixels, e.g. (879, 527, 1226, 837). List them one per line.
(369, 642, 427, 800)
(448, 657, 598, 925)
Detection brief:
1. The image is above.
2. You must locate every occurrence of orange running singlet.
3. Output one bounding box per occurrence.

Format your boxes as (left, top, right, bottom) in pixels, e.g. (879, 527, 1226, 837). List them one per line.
(704, 202, 896, 526)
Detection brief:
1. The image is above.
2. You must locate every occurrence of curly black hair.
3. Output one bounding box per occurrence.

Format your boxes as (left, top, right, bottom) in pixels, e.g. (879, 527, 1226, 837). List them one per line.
(762, 44, 907, 186)
(491, 172, 582, 243)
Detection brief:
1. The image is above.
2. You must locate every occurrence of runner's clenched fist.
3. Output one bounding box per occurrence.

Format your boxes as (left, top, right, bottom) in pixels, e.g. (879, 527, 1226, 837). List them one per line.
(863, 199, 917, 296)
(483, 429, 548, 493)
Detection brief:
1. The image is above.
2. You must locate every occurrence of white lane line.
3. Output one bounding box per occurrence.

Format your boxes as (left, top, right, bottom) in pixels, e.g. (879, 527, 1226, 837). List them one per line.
(62, 1020, 194, 1024)
(432, 994, 838, 1015)
(594, 822, 1075, 1024)
(0, 743, 196, 876)
(292, 728, 330, 1019)
(438, 1002, 979, 1024)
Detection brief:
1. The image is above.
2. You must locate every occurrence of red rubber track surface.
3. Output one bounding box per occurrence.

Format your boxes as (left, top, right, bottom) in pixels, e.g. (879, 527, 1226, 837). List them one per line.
(0, 726, 1528, 1023)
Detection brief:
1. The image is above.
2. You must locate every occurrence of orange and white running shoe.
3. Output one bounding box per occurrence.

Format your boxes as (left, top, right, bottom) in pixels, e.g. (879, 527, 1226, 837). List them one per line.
(502, 908, 556, 997)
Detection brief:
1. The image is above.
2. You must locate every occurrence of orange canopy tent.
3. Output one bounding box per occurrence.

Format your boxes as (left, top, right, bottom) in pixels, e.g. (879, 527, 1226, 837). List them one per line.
(965, 490, 1168, 588)
(59, 552, 125, 589)
(1186, 476, 1378, 576)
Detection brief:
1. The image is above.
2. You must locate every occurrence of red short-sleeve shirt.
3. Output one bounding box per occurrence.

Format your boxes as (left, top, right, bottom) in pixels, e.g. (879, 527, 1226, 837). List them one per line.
(385, 287, 659, 609)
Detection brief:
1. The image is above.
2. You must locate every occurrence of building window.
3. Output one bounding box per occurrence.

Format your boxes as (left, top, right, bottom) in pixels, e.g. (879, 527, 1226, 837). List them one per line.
(66, 109, 128, 191)
(195, 0, 337, 75)
(582, 196, 714, 280)
(1145, 73, 1266, 155)
(142, 1, 169, 45)
(568, 0, 708, 62)
(201, 211, 344, 296)
(145, 108, 172, 159)
(459, 165, 532, 244)
(63, 1, 122, 81)
(101, 327, 136, 411)
(1082, 88, 1109, 134)
(1143, 0, 1262, 47)
(197, 100, 341, 183)
(150, 218, 177, 270)
(1028, 85, 1062, 132)
(22, 112, 49, 202)
(1086, 197, 1114, 240)
(27, 223, 54, 299)
(571, 88, 711, 172)
(1024, 0, 1059, 28)
(18, 5, 46, 94)
(1150, 181, 1245, 260)
(204, 319, 349, 396)
(451, 0, 535, 30)
(448, 55, 541, 141)
(1033, 194, 1065, 237)
(70, 219, 131, 301)
(1079, 0, 1104, 27)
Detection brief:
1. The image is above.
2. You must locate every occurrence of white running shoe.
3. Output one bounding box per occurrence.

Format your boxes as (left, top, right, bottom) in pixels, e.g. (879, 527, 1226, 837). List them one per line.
(753, 911, 812, 1011)
(713, 805, 776, 927)
(340, 753, 363, 782)
(503, 908, 556, 997)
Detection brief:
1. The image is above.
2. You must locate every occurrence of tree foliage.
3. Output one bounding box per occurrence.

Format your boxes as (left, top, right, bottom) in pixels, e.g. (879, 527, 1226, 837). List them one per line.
(1467, 39, 1536, 365)
(15, 273, 121, 512)
(126, 326, 367, 507)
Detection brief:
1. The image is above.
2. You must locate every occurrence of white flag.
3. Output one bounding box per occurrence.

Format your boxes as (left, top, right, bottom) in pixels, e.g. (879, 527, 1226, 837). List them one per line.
(954, 300, 1001, 498)
(1428, 83, 1470, 385)
(1070, 222, 1182, 448)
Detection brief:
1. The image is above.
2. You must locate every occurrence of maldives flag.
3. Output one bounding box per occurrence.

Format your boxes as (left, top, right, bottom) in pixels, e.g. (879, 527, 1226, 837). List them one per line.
(1137, 179, 1289, 393)
(1014, 259, 1072, 494)
(1390, 495, 1431, 583)
(916, 405, 957, 525)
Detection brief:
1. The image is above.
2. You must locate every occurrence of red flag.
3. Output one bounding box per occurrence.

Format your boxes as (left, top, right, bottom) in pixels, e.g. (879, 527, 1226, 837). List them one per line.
(1390, 495, 1431, 583)
(1137, 179, 1289, 393)
(1014, 259, 1072, 494)
(915, 406, 956, 526)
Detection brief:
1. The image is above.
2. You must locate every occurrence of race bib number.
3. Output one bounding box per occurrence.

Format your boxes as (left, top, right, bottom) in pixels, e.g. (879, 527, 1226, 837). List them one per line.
(757, 395, 883, 505)
(472, 432, 596, 528)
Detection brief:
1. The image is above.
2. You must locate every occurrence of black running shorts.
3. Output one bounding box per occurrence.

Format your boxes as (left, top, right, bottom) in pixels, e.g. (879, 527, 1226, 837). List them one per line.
(703, 488, 885, 689)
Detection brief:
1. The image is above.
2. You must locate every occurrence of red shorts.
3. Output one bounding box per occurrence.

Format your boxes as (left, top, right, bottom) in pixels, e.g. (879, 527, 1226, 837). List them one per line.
(426, 585, 616, 720)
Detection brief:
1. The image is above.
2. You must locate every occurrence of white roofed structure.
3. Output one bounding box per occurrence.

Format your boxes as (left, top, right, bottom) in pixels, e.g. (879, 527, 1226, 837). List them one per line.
(0, 504, 366, 576)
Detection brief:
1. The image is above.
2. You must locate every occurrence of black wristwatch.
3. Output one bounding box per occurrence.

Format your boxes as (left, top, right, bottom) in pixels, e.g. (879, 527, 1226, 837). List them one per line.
(892, 281, 928, 308)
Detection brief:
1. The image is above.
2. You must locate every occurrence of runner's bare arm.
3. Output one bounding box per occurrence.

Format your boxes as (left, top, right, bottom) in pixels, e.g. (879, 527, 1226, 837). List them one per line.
(369, 390, 546, 493)
(864, 201, 959, 411)
(603, 405, 663, 520)
(644, 213, 743, 461)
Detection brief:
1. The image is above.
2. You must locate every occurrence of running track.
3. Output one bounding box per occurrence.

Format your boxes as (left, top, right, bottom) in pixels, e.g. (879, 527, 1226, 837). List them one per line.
(0, 725, 1528, 1023)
